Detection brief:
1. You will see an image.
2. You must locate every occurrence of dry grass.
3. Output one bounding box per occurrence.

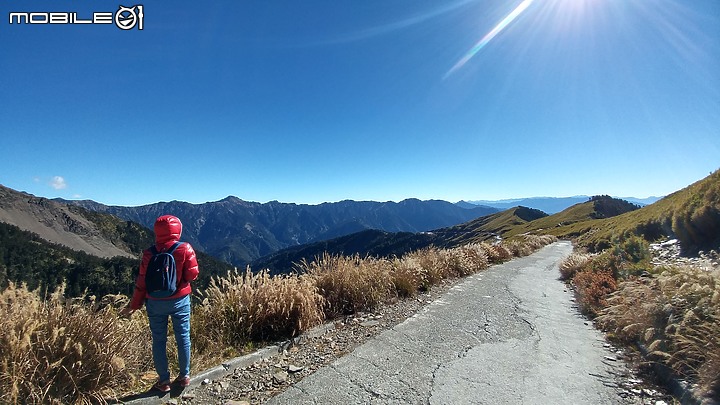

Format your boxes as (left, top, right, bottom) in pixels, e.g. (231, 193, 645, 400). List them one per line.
(297, 254, 396, 318)
(1, 236, 559, 404)
(485, 243, 513, 263)
(389, 256, 425, 297)
(559, 253, 593, 281)
(0, 283, 150, 404)
(387, 243, 492, 294)
(591, 265, 719, 398)
(193, 268, 325, 353)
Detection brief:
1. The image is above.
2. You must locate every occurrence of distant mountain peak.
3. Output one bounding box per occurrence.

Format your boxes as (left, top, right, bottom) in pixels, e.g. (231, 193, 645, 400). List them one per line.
(218, 196, 244, 204)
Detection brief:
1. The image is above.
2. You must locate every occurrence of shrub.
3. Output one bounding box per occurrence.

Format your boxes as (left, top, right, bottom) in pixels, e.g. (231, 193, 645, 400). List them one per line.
(610, 235, 652, 278)
(405, 247, 448, 287)
(390, 257, 423, 298)
(507, 240, 533, 257)
(595, 278, 665, 344)
(454, 244, 490, 273)
(0, 283, 149, 404)
(523, 235, 558, 250)
(573, 269, 617, 316)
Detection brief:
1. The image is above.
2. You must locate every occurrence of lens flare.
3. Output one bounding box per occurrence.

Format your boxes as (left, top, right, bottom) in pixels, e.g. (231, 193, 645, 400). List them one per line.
(445, 0, 534, 79)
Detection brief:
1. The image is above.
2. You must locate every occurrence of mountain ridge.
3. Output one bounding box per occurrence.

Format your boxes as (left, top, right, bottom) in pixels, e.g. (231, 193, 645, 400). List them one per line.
(252, 195, 654, 274)
(55, 195, 499, 266)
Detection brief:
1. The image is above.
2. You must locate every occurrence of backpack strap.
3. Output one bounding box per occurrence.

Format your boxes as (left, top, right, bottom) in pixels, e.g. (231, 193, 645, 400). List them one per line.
(167, 242, 183, 254)
(150, 242, 183, 254)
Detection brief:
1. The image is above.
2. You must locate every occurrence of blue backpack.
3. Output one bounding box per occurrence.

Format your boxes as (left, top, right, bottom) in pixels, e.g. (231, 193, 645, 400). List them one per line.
(145, 242, 183, 298)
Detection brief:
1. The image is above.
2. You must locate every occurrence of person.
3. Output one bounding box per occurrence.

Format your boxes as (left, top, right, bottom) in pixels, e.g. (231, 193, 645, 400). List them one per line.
(120, 215, 199, 392)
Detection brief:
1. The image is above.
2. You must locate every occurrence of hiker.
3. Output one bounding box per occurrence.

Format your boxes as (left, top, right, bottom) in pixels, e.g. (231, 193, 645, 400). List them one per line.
(120, 215, 199, 392)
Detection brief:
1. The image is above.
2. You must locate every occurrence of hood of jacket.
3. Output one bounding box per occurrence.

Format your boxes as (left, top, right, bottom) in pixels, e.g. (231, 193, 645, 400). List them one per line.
(154, 215, 182, 248)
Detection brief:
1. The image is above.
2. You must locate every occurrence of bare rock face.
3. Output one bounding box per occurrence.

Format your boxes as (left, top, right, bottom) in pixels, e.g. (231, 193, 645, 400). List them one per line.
(650, 239, 720, 270)
(0, 185, 137, 258)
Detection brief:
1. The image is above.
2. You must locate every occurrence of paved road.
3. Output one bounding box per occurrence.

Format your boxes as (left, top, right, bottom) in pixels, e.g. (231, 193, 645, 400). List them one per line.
(267, 241, 632, 404)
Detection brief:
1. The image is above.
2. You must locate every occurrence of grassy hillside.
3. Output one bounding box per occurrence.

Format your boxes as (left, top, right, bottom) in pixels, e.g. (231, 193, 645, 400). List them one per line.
(506, 196, 641, 239)
(66, 204, 155, 256)
(434, 206, 548, 246)
(571, 170, 720, 253)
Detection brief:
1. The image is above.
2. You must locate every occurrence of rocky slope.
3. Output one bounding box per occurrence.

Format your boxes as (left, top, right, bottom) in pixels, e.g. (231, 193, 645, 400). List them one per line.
(0, 185, 138, 258)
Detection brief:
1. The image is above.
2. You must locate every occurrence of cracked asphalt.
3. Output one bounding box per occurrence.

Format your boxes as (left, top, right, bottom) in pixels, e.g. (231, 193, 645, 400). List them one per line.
(266, 241, 633, 404)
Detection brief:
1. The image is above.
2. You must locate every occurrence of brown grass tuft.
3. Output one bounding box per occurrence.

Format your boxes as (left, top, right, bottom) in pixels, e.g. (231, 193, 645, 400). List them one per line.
(595, 266, 720, 398)
(389, 257, 424, 298)
(194, 268, 324, 352)
(0, 283, 149, 404)
(559, 253, 593, 281)
(485, 244, 513, 263)
(298, 254, 395, 318)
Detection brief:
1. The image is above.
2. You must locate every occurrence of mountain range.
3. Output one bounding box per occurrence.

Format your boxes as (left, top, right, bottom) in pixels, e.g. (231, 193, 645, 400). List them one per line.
(251, 197, 641, 274)
(54, 196, 498, 266)
(2, 169, 718, 297)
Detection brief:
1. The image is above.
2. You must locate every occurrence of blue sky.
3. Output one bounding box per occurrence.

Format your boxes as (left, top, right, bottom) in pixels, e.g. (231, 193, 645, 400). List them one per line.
(1, 0, 718, 206)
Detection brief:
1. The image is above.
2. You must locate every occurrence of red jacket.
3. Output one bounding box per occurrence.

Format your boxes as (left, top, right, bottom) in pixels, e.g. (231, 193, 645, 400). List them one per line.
(129, 215, 199, 310)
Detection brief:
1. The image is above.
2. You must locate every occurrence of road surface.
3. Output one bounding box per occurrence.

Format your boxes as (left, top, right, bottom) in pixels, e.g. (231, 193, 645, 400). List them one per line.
(267, 241, 632, 404)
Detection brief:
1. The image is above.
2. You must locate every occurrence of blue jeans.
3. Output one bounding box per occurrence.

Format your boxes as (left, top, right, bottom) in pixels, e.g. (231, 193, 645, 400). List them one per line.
(146, 294, 191, 382)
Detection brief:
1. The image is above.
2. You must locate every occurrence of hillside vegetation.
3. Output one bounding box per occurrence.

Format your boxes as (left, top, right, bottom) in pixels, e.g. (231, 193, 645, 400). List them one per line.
(549, 171, 720, 400)
(0, 185, 145, 259)
(436, 206, 548, 246)
(0, 222, 234, 299)
(251, 230, 437, 275)
(571, 170, 720, 254)
(505, 195, 641, 239)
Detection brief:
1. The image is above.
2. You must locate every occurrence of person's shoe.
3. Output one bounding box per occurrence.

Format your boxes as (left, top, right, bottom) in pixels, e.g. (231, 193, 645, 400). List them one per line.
(152, 380, 171, 393)
(173, 375, 191, 388)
